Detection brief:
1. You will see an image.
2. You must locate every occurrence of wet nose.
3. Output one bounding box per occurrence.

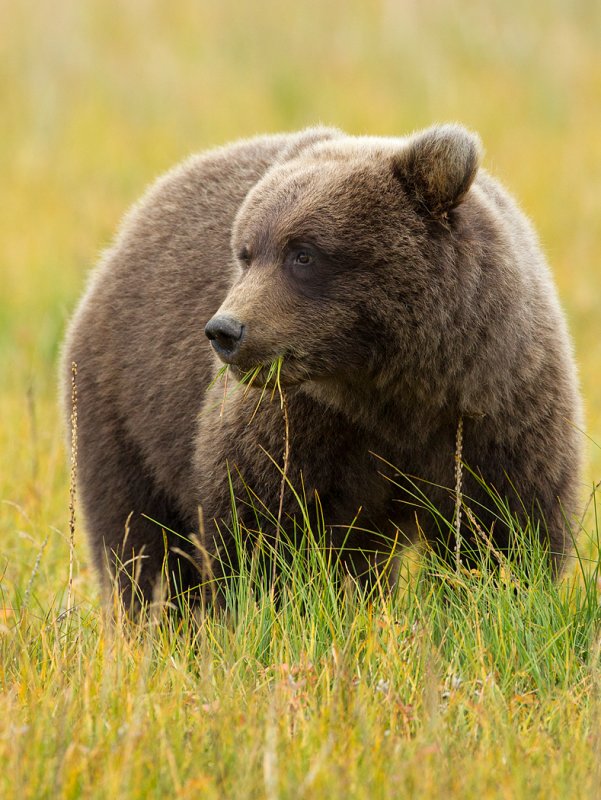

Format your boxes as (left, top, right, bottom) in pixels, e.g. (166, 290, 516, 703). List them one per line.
(204, 315, 245, 360)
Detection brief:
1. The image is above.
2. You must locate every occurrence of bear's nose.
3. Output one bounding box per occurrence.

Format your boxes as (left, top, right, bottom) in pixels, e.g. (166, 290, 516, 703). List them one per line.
(204, 315, 245, 361)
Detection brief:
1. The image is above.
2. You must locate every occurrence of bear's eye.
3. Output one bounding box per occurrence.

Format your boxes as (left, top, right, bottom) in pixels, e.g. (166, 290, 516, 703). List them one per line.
(285, 243, 320, 283)
(238, 247, 252, 267)
(293, 249, 314, 266)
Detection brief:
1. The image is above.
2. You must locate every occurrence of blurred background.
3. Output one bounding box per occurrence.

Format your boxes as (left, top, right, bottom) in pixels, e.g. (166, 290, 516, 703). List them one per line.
(1, 0, 600, 598)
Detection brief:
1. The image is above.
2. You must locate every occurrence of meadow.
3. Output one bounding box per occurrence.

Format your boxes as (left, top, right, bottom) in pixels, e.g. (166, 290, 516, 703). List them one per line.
(2, 1, 601, 796)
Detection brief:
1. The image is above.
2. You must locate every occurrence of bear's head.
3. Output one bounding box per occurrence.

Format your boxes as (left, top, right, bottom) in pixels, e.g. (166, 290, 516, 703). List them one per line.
(205, 124, 482, 394)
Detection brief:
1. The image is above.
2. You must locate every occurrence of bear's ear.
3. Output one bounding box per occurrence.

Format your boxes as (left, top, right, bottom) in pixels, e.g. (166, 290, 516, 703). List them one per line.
(393, 124, 482, 217)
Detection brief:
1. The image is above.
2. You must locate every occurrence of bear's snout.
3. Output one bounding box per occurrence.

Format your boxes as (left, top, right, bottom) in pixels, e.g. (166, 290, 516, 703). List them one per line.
(205, 314, 245, 362)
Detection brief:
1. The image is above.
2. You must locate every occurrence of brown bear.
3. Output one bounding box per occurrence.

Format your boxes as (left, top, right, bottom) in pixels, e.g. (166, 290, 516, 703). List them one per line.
(62, 124, 584, 605)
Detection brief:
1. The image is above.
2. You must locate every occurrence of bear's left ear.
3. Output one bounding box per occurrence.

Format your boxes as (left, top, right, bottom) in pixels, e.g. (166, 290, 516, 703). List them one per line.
(392, 124, 482, 217)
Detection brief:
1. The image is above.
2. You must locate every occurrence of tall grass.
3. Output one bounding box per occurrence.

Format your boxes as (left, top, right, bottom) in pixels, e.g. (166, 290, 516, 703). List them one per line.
(1, 490, 600, 798)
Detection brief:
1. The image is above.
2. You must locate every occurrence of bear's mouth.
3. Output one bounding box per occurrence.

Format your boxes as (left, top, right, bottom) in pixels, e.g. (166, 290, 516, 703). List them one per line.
(227, 354, 308, 390)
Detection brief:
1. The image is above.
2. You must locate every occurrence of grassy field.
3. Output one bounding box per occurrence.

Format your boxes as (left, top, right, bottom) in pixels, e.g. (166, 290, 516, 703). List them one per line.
(2, 1, 601, 796)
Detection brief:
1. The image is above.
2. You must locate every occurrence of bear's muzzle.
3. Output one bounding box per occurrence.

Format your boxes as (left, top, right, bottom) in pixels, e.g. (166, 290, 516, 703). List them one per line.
(205, 314, 245, 362)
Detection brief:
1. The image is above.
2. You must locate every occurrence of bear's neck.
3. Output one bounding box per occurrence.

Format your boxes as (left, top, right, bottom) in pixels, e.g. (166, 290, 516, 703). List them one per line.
(301, 370, 457, 452)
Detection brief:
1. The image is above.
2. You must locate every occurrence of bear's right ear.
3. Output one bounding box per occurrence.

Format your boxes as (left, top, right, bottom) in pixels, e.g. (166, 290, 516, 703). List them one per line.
(392, 124, 482, 217)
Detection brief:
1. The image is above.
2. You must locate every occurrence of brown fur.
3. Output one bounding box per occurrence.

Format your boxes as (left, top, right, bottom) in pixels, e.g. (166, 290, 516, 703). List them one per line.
(62, 124, 584, 604)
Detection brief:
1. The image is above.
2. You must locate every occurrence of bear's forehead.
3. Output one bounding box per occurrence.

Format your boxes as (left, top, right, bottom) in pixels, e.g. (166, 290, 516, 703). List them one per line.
(245, 154, 391, 218)
(231, 140, 409, 251)
(234, 162, 391, 250)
